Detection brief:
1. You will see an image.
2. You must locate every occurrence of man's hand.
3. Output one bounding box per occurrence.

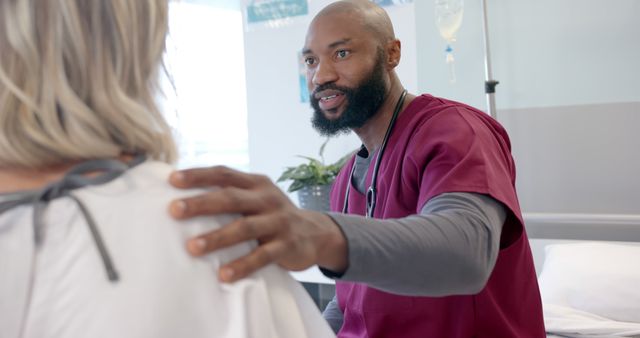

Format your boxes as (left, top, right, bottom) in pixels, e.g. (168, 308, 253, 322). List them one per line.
(168, 166, 348, 283)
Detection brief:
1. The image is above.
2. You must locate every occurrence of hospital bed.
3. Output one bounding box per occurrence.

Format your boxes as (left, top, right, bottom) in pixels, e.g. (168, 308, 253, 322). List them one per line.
(525, 213, 640, 338)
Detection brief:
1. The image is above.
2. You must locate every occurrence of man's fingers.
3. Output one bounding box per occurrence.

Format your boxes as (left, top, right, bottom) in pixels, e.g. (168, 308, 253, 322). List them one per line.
(169, 166, 264, 190)
(186, 214, 280, 256)
(218, 241, 288, 283)
(170, 186, 261, 219)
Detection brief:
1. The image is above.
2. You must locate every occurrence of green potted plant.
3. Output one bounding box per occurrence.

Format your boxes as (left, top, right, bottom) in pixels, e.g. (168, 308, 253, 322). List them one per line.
(277, 139, 353, 211)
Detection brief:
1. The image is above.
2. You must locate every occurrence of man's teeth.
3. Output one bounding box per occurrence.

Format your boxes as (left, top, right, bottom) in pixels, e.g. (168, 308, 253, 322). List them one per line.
(322, 94, 338, 101)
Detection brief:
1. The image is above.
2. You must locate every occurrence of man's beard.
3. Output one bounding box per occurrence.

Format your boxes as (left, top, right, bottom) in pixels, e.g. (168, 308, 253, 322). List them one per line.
(310, 54, 387, 136)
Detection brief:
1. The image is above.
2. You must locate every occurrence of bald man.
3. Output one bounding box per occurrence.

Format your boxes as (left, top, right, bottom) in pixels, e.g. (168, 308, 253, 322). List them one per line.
(168, 1, 545, 337)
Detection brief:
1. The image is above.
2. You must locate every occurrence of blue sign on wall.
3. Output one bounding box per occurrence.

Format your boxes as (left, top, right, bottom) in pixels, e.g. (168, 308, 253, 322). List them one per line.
(246, 0, 308, 23)
(371, 0, 413, 7)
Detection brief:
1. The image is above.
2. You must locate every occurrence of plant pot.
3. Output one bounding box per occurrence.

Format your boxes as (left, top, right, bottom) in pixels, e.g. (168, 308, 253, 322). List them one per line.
(297, 184, 332, 212)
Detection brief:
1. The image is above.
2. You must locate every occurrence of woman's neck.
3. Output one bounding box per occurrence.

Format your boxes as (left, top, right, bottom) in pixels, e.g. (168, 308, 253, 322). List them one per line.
(0, 155, 135, 194)
(0, 165, 74, 193)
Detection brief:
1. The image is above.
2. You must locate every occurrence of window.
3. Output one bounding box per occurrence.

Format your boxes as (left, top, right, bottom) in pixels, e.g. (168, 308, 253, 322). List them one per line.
(163, 1, 249, 170)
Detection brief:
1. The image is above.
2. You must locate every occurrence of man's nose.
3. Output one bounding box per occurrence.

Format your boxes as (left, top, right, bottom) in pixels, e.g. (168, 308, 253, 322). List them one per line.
(311, 61, 338, 87)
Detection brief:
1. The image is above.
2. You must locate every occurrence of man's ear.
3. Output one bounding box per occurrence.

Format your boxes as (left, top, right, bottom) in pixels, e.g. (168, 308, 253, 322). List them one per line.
(386, 39, 401, 69)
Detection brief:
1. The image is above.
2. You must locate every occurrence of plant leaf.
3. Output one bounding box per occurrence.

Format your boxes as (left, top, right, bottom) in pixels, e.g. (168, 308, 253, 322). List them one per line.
(319, 138, 330, 163)
(278, 144, 357, 191)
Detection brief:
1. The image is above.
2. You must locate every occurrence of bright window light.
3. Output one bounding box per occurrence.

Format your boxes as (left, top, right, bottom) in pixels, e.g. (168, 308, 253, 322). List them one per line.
(163, 1, 249, 171)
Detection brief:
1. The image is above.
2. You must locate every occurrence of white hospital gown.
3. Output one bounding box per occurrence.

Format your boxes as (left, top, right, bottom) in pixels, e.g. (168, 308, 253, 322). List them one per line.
(0, 161, 334, 338)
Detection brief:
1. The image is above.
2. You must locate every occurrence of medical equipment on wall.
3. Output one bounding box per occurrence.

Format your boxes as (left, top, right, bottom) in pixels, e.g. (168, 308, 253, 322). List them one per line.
(435, 0, 499, 118)
(480, 0, 499, 119)
(434, 0, 463, 84)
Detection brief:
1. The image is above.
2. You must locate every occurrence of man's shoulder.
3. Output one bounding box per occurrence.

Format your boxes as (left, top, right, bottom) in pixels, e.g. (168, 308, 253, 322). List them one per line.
(394, 94, 512, 166)
(406, 94, 506, 141)
(399, 96, 477, 141)
(409, 94, 486, 121)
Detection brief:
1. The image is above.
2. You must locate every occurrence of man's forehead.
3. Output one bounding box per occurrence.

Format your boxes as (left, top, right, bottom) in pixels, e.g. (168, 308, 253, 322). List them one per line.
(304, 12, 367, 51)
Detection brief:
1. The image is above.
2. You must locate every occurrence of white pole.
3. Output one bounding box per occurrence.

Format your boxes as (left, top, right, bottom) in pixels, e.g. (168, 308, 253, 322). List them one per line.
(480, 0, 499, 119)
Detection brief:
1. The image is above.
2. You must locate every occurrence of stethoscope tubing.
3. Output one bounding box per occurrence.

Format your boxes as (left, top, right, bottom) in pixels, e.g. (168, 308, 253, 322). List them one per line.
(342, 89, 408, 218)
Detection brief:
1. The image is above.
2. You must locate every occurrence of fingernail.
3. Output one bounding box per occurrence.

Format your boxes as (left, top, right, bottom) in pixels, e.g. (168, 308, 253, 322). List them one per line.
(173, 200, 187, 215)
(220, 267, 234, 282)
(172, 171, 186, 182)
(195, 238, 206, 249)
(187, 238, 206, 254)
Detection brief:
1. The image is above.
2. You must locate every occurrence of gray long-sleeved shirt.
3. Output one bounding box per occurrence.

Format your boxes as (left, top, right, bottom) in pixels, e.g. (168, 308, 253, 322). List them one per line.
(320, 148, 507, 334)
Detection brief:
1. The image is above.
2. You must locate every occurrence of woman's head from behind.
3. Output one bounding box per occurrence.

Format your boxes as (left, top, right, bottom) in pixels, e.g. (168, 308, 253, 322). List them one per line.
(0, 0, 175, 169)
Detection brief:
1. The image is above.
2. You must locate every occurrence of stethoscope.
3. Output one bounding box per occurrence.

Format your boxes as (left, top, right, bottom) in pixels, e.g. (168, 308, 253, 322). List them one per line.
(342, 89, 408, 218)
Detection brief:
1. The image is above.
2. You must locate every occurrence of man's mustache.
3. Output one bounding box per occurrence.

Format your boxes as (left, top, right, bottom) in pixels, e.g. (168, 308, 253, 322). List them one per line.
(311, 84, 352, 98)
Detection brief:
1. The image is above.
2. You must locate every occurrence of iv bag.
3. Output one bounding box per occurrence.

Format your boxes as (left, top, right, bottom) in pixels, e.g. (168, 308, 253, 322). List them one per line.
(435, 0, 463, 84)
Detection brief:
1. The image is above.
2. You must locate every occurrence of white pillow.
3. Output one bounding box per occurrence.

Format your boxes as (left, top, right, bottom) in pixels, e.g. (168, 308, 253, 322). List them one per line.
(543, 303, 640, 337)
(538, 242, 640, 323)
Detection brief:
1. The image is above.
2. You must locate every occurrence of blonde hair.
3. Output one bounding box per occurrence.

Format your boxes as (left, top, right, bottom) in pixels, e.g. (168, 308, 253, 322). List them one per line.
(0, 0, 176, 169)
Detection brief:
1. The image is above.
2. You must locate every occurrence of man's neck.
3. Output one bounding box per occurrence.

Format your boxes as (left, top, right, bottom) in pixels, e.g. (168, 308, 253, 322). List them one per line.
(353, 85, 415, 153)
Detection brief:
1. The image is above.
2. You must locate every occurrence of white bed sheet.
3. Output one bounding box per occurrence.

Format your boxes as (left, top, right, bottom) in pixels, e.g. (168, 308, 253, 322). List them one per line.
(537, 242, 640, 338)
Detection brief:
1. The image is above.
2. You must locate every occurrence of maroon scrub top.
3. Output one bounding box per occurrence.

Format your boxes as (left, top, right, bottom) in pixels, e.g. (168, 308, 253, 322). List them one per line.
(330, 94, 545, 338)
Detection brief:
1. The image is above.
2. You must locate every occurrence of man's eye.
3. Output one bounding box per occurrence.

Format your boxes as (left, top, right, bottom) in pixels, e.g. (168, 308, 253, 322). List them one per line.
(304, 57, 316, 65)
(336, 50, 350, 58)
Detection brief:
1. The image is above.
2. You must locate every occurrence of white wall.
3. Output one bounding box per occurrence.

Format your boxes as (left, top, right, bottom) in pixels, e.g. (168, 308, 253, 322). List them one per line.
(415, 0, 640, 215)
(415, 0, 640, 110)
(243, 1, 417, 197)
